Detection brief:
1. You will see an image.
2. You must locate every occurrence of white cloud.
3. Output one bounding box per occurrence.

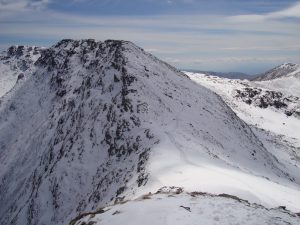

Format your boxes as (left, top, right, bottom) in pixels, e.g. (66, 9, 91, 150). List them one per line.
(229, 2, 300, 22)
(0, 0, 27, 12)
(27, 0, 50, 10)
(0, 0, 50, 12)
(269, 2, 300, 18)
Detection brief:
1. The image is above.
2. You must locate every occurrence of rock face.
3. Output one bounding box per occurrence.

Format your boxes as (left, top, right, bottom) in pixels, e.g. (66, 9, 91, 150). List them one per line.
(0, 39, 161, 225)
(0, 40, 299, 225)
(253, 63, 300, 81)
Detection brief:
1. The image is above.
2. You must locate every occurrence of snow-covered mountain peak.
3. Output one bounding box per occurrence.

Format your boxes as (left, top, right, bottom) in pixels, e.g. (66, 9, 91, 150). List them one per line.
(1, 39, 300, 225)
(48, 39, 142, 58)
(34, 38, 173, 76)
(0, 39, 199, 225)
(281, 62, 298, 68)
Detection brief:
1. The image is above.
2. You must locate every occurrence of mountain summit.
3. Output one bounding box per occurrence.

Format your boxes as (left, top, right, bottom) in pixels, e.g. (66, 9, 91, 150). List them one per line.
(0, 39, 299, 225)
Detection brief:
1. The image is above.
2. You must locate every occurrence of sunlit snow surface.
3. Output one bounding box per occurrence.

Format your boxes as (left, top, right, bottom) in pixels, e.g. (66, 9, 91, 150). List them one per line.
(0, 46, 41, 97)
(0, 62, 17, 97)
(177, 71, 300, 211)
(135, 125, 300, 212)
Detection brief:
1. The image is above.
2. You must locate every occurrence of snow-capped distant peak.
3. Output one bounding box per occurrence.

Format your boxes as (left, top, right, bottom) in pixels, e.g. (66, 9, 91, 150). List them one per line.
(253, 62, 300, 81)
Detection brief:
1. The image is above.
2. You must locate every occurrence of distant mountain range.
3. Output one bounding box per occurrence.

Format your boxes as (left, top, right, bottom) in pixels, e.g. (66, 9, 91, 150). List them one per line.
(183, 69, 254, 80)
(184, 62, 300, 81)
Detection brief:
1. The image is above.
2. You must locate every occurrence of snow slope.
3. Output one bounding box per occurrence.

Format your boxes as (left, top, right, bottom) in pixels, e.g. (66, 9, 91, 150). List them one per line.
(185, 71, 300, 208)
(0, 40, 300, 225)
(72, 187, 300, 225)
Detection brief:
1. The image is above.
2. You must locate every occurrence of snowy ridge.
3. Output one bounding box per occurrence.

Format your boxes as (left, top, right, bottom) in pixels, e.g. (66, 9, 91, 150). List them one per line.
(0, 40, 300, 225)
(72, 187, 300, 225)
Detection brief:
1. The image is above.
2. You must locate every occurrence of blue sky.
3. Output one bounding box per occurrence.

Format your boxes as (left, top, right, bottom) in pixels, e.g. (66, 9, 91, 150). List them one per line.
(0, 0, 300, 74)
